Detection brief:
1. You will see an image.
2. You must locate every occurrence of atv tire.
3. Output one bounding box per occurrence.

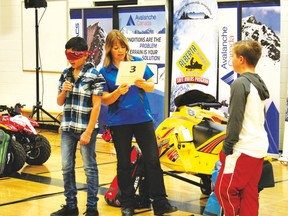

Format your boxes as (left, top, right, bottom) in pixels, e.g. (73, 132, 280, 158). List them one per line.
(7, 139, 26, 173)
(26, 134, 51, 165)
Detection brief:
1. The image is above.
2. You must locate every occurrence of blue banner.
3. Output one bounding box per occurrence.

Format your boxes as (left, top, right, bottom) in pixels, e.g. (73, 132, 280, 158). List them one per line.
(118, 6, 166, 128)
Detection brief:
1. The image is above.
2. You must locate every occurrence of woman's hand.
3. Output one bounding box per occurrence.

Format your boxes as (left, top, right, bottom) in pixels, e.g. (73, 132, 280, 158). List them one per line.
(102, 84, 130, 106)
(134, 78, 146, 89)
(117, 84, 130, 95)
(134, 78, 154, 92)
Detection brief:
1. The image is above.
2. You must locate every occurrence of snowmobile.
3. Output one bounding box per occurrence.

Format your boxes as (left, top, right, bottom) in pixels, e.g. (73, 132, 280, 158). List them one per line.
(156, 89, 274, 195)
(156, 89, 228, 195)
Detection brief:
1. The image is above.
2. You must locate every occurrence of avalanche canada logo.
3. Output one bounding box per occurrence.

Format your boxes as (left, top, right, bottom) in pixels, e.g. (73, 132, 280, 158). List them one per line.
(126, 15, 135, 26)
(176, 41, 210, 85)
(126, 14, 156, 27)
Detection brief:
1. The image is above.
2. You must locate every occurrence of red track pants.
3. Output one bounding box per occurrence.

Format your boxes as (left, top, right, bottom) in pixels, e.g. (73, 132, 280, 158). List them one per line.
(215, 151, 264, 216)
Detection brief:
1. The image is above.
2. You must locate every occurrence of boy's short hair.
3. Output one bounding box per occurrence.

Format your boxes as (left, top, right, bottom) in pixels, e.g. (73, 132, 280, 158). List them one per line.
(233, 40, 262, 67)
(65, 36, 88, 51)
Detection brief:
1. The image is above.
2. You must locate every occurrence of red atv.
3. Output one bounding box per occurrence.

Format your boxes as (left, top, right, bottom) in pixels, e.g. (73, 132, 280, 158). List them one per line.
(0, 103, 51, 165)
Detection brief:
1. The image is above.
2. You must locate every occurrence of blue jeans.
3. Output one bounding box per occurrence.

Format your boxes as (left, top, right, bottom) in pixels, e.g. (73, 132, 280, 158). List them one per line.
(61, 129, 99, 208)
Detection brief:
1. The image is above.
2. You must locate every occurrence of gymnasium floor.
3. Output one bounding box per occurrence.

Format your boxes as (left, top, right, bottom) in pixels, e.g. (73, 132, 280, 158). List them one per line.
(0, 129, 287, 216)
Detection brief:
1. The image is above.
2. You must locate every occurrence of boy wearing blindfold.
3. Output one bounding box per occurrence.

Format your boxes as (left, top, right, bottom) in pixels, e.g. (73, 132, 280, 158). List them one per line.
(51, 37, 106, 216)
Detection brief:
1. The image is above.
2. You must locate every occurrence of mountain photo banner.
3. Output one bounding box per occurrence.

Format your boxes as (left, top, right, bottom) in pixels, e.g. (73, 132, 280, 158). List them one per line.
(242, 4, 280, 155)
(218, 2, 280, 155)
(69, 8, 113, 133)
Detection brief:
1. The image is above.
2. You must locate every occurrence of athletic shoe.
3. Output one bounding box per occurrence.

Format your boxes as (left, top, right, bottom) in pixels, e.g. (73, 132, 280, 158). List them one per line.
(50, 205, 79, 216)
(83, 208, 99, 216)
(153, 202, 178, 215)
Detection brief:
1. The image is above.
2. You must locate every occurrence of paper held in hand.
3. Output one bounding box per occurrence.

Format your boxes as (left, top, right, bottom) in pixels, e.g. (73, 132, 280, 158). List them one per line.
(116, 61, 147, 85)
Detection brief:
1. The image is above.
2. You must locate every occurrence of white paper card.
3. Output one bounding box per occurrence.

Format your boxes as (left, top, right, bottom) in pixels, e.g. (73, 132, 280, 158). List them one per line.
(116, 61, 147, 85)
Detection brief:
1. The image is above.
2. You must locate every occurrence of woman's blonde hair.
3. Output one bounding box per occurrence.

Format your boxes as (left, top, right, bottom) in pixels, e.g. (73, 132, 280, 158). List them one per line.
(103, 29, 133, 67)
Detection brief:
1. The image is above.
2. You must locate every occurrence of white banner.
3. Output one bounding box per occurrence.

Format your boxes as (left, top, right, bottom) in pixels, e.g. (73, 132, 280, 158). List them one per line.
(170, 0, 219, 112)
(218, 7, 238, 117)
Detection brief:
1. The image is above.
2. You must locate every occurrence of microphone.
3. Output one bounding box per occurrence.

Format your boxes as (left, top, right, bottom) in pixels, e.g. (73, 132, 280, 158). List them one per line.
(66, 71, 73, 99)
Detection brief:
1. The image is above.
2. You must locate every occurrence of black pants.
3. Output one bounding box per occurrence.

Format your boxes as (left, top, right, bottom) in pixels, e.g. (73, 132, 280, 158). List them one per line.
(110, 121, 167, 208)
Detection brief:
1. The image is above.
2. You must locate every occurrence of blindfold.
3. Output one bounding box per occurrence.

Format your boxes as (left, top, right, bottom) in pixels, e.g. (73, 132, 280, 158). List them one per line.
(65, 50, 93, 61)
